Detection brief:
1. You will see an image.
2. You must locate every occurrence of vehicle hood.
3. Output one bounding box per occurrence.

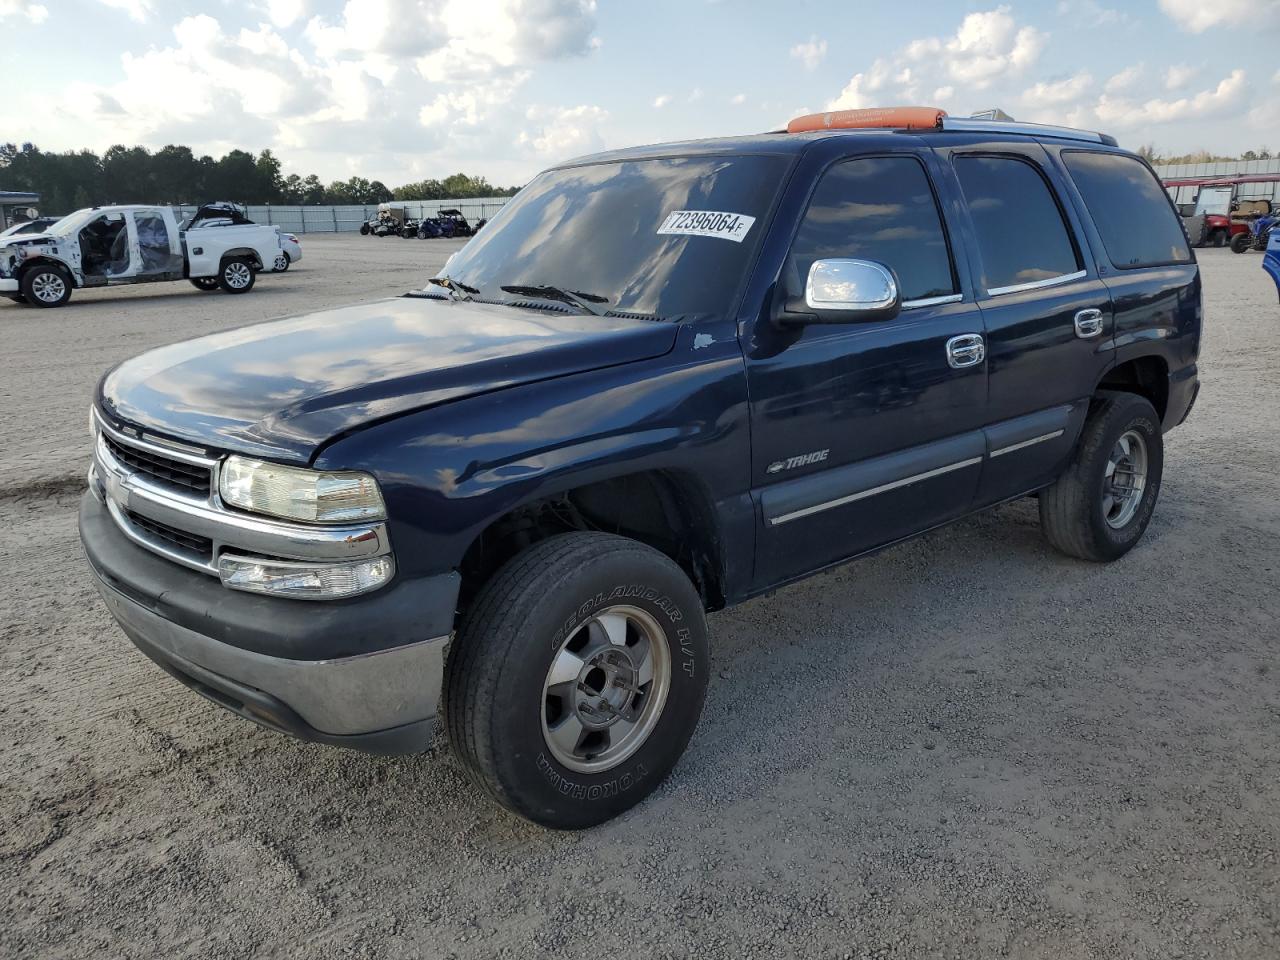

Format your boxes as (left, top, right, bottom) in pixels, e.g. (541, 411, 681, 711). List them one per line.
(99, 295, 678, 464)
(1, 232, 61, 248)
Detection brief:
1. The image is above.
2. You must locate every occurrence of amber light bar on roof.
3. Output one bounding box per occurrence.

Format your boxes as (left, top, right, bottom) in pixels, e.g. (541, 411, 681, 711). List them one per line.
(786, 107, 947, 133)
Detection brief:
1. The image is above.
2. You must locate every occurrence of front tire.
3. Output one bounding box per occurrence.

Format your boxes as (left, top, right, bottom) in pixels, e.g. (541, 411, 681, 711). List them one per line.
(444, 532, 709, 829)
(1210, 228, 1228, 248)
(1230, 233, 1252, 254)
(20, 264, 72, 308)
(217, 258, 256, 294)
(1039, 392, 1164, 562)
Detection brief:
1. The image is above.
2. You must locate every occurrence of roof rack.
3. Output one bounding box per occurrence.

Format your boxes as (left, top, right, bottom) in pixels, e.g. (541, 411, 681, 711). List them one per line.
(939, 116, 1117, 147)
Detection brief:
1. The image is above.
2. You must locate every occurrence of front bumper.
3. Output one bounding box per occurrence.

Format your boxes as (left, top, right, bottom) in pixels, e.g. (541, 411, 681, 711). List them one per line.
(81, 492, 457, 755)
(0, 278, 17, 292)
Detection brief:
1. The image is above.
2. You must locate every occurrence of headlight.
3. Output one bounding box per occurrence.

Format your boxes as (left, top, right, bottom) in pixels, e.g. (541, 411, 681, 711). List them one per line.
(218, 554, 394, 600)
(219, 456, 386, 524)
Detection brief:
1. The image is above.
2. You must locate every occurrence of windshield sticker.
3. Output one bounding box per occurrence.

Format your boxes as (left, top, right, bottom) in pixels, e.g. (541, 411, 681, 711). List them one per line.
(657, 210, 756, 243)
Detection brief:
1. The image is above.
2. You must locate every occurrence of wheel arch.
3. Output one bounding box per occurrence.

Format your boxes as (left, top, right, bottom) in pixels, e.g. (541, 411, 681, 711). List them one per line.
(455, 467, 728, 621)
(219, 247, 264, 270)
(16, 255, 77, 286)
(1095, 354, 1169, 421)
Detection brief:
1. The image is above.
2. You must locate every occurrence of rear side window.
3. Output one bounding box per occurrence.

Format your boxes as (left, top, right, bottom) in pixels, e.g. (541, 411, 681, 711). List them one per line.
(954, 155, 1081, 293)
(1063, 151, 1192, 268)
(786, 156, 956, 304)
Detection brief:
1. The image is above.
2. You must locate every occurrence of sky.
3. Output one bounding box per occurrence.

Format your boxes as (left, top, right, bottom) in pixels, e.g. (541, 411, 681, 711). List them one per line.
(0, 0, 1276, 187)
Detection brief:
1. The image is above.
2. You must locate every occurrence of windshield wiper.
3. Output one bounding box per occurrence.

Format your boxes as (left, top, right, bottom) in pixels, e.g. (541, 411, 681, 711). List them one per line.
(427, 275, 479, 301)
(500, 284, 609, 317)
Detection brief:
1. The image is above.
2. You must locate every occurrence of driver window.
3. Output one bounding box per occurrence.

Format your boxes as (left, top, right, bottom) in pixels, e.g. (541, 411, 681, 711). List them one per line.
(79, 213, 129, 277)
(786, 156, 958, 306)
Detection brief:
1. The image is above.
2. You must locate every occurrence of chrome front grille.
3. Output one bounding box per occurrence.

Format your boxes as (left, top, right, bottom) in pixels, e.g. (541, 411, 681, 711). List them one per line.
(102, 432, 212, 496)
(125, 510, 214, 563)
(89, 409, 391, 578)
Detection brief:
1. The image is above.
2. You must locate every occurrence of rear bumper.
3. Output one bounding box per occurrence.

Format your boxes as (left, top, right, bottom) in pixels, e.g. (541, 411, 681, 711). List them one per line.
(80, 492, 455, 754)
(0, 278, 17, 292)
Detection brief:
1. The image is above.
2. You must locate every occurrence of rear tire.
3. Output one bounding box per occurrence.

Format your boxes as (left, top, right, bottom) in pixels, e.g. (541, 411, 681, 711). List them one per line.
(1210, 228, 1228, 248)
(1230, 233, 1252, 254)
(217, 258, 256, 294)
(1039, 392, 1163, 562)
(359, 223, 371, 236)
(20, 264, 72, 308)
(444, 532, 709, 829)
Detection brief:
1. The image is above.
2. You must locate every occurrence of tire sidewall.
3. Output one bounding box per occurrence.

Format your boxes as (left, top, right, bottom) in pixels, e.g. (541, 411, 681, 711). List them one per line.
(20, 265, 71, 307)
(485, 550, 708, 828)
(219, 258, 256, 293)
(1086, 399, 1164, 558)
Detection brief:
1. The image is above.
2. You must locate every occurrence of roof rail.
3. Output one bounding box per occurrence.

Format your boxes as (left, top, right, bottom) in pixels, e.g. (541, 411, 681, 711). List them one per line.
(940, 116, 1117, 147)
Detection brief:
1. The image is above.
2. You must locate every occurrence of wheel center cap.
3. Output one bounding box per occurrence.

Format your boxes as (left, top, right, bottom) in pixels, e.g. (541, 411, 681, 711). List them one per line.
(575, 650, 638, 729)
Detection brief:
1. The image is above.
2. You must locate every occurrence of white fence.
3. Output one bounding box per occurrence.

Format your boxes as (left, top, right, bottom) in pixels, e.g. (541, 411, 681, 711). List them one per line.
(170, 196, 512, 234)
(1155, 159, 1280, 205)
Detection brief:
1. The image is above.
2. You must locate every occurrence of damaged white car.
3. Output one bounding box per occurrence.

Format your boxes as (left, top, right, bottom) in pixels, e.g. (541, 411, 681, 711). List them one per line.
(0, 204, 285, 308)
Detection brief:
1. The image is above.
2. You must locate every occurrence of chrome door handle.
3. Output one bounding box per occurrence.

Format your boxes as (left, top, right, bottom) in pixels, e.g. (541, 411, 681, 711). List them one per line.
(946, 333, 985, 369)
(1074, 308, 1104, 339)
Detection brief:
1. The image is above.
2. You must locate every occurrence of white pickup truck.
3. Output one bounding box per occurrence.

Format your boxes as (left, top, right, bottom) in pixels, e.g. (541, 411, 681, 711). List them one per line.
(0, 203, 285, 308)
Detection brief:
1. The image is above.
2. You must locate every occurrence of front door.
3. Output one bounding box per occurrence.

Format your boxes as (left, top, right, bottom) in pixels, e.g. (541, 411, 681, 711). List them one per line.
(78, 212, 134, 281)
(745, 150, 988, 589)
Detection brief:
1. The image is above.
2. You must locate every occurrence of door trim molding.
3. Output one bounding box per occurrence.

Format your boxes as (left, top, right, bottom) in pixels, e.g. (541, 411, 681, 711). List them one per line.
(769, 455, 983, 526)
(989, 429, 1065, 458)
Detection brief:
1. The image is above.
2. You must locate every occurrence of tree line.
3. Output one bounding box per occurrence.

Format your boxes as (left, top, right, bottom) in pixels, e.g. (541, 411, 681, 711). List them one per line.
(1136, 145, 1275, 165)
(0, 142, 522, 214)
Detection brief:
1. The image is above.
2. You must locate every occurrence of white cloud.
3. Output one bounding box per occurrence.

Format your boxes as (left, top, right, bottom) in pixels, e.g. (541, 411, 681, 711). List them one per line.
(0, 0, 48, 22)
(790, 36, 827, 71)
(263, 0, 306, 28)
(1106, 64, 1143, 92)
(1090, 69, 1248, 128)
(1158, 0, 1273, 32)
(688, 88, 703, 103)
(1164, 63, 1198, 89)
(517, 104, 607, 158)
(1022, 72, 1093, 105)
(652, 94, 672, 108)
(1056, 0, 1131, 27)
(95, 0, 152, 22)
(827, 6, 1046, 113)
(730, 93, 746, 105)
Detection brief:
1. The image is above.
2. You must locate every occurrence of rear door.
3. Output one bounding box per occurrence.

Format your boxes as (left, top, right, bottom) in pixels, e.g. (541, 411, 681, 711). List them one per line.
(745, 145, 988, 589)
(130, 209, 183, 279)
(931, 139, 1114, 505)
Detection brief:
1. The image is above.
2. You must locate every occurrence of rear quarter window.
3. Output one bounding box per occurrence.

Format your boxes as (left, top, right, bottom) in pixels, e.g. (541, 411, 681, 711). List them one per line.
(1062, 151, 1192, 269)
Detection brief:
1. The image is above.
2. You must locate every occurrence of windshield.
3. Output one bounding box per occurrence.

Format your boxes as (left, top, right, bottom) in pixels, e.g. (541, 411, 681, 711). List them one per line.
(1195, 186, 1232, 217)
(43, 209, 99, 236)
(438, 155, 791, 319)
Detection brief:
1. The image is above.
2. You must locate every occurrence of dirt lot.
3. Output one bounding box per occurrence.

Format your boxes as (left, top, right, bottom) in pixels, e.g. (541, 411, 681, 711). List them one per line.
(1, 237, 1277, 960)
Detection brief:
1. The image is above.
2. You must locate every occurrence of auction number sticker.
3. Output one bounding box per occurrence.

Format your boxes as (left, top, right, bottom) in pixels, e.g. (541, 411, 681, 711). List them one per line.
(657, 210, 756, 243)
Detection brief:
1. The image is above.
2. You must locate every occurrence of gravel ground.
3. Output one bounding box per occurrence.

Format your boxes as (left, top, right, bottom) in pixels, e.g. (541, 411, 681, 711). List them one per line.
(1, 238, 1277, 960)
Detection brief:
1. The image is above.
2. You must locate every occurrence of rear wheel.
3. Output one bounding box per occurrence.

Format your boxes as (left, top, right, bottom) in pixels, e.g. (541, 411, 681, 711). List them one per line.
(444, 532, 709, 829)
(272, 253, 290, 271)
(1039, 392, 1164, 562)
(359, 223, 371, 236)
(217, 258, 256, 294)
(1210, 228, 1228, 248)
(1230, 232, 1252, 254)
(20, 264, 72, 308)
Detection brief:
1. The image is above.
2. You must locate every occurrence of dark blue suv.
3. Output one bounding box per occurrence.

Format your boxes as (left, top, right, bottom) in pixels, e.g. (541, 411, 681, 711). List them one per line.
(79, 109, 1201, 828)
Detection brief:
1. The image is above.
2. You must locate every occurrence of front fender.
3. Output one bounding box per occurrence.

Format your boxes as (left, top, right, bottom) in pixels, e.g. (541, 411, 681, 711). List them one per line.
(314, 322, 754, 589)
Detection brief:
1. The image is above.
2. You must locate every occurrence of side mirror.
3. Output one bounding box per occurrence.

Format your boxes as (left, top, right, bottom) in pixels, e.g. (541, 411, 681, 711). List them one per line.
(775, 258, 902, 325)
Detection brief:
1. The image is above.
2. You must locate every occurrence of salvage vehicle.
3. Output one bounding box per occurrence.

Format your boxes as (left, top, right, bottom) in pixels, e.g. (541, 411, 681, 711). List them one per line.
(183, 202, 298, 273)
(1, 205, 284, 307)
(0, 216, 56, 240)
(1164, 174, 1280, 247)
(1230, 209, 1276, 253)
(361, 203, 406, 237)
(80, 108, 1201, 828)
(1264, 228, 1280, 301)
